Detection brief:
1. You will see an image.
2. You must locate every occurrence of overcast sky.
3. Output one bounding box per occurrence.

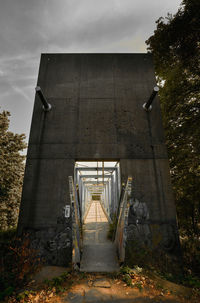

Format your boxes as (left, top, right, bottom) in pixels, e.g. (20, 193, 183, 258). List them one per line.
(0, 0, 182, 144)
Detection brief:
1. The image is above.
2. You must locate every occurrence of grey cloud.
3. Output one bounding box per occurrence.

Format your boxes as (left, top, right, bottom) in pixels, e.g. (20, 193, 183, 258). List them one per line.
(0, 0, 182, 141)
(60, 12, 143, 45)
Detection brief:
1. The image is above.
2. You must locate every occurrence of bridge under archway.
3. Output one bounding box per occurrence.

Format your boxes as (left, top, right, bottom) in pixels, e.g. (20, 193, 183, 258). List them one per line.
(17, 54, 180, 269)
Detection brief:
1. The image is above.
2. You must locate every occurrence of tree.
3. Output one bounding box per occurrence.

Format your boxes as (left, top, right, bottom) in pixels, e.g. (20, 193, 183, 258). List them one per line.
(146, 0, 200, 236)
(0, 110, 26, 230)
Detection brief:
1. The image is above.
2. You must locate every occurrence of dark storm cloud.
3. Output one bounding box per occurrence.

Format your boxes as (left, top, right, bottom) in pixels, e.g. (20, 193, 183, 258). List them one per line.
(0, 0, 182, 141)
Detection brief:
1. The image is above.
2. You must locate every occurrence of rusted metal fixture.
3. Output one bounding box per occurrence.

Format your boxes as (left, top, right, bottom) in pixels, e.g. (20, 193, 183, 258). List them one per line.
(35, 86, 51, 111)
(143, 86, 159, 111)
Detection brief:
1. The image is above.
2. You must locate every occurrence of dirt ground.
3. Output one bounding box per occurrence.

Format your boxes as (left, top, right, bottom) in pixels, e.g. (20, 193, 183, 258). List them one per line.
(7, 269, 199, 303)
(49, 274, 200, 303)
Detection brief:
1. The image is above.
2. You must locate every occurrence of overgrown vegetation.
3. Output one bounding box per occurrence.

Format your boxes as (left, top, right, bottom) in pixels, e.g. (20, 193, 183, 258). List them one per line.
(5, 271, 72, 303)
(146, 0, 200, 278)
(125, 240, 183, 279)
(0, 111, 28, 300)
(44, 272, 71, 294)
(124, 237, 200, 291)
(0, 232, 41, 301)
(0, 110, 26, 231)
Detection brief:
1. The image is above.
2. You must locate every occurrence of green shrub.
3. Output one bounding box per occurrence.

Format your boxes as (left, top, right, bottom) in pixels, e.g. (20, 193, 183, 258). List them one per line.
(123, 274, 133, 286)
(0, 228, 16, 242)
(44, 272, 70, 293)
(181, 237, 200, 276)
(0, 235, 41, 300)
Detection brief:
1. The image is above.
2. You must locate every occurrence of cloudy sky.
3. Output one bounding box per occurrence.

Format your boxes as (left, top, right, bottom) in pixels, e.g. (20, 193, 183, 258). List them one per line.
(0, 0, 182, 143)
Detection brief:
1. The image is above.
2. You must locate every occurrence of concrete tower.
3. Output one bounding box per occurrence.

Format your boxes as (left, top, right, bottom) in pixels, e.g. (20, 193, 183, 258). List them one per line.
(18, 54, 180, 266)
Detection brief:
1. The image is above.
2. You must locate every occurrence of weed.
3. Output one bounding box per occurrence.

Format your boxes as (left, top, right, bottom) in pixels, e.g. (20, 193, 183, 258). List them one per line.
(184, 275, 200, 289)
(78, 272, 87, 279)
(44, 271, 70, 293)
(120, 266, 134, 275)
(123, 274, 133, 286)
(135, 282, 143, 292)
(16, 290, 35, 301)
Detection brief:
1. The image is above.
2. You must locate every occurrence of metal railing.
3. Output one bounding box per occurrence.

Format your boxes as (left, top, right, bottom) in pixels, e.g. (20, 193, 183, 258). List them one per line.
(115, 177, 132, 263)
(69, 176, 81, 266)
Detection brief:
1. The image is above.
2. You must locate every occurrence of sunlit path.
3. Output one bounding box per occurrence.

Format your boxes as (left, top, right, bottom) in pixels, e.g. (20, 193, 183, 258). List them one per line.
(85, 201, 108, 223)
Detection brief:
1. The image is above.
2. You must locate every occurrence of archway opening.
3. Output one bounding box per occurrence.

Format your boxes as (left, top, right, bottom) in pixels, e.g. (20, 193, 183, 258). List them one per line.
(74, 161, 121, 272)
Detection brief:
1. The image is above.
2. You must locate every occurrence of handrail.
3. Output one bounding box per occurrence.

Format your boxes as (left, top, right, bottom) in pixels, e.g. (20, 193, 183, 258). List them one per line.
(69, 176, 81, 266)
(115, 177, 132, 263)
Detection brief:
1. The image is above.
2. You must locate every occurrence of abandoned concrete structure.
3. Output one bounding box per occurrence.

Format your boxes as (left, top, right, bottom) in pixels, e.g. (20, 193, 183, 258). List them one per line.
(17, 54, 180, 268)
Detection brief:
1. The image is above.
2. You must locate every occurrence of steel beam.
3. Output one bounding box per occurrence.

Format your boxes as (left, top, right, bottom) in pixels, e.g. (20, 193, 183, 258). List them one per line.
(82, 181, 109, 185)
(80, 175, 112, 179)
(75, 167, 117, 171)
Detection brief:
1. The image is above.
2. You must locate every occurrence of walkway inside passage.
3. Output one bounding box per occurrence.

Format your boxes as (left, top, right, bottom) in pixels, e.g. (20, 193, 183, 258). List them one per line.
(80, 200, 119, 272)
(75, 161, 120, 272)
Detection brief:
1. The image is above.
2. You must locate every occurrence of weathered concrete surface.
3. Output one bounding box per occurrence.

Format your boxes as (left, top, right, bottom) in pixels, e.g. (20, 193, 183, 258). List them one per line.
(17, 54, 179, 267)
(33, 266, 69, 284)
(80, 201, 119, 272)
(121, 159, 180, 255)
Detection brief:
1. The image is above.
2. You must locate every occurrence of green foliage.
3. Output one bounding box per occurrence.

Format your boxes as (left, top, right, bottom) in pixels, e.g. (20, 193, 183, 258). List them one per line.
(0, 286, 14, 301)
(181, 237, 200, 276)
(78, 272, 87, 279)
(146, 0, 200, 237)
(44, 272, 70, 293)
(120, 266, 134, 275)
(0, 227, 16, 242)
(123, 274, 133, 286)
(146, 0, 200, 77)
(0, 110, 26, 231)
(135, 281, 143, 291)
(125, 240, 183, 278)
(120, 266, 144, 289)
(120, 266, 134, 286)
(0, 236, 41, 301)
(16, 290, 35, 301)
(184, 275, 200, 289)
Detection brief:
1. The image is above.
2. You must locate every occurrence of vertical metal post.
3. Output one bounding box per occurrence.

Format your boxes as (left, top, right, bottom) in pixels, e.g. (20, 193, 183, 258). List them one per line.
(102, 161, 104, 186)
(111, 175, 115, 219)
(115, 166, 119, 206)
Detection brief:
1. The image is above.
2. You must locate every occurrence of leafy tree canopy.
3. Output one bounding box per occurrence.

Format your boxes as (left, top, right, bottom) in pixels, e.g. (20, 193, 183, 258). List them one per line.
(146, 0, 200, 236)
(0, 110, 26, 230)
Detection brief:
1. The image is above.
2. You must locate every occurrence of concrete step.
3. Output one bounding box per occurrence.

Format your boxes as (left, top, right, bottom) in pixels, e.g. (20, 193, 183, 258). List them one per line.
(80, 243, 119, 272)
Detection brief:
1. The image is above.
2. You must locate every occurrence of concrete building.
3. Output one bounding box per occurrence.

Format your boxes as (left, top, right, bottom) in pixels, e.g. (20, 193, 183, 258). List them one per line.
(17, 54, 180, 267)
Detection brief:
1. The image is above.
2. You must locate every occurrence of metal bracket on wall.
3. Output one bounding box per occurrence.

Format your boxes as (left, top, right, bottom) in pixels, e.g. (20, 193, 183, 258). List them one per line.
(143, 86, 159, 111)
(35, 86, 52, 111)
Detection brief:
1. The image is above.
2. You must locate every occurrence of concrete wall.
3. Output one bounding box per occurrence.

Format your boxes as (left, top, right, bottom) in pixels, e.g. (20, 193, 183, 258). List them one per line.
(18, 54, 179, 266)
